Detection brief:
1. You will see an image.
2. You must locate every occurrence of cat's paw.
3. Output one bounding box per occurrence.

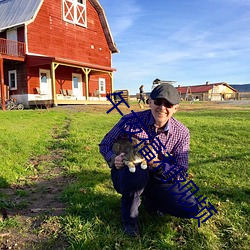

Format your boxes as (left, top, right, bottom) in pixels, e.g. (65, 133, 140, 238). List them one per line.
(141, 163, 147, 170)
(129, 167, 136, 173)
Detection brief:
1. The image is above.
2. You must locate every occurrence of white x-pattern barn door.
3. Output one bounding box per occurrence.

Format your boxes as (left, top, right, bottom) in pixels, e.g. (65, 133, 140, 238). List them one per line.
(63, 0, 87, 27)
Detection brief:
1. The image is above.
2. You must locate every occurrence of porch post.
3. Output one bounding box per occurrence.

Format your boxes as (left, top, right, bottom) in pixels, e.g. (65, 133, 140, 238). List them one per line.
(51, 62, 56, 105)
(82, 68, 91, 100)
(109, 72, 114, 94)
(51, 62, 57, 106)
(0, 58, 5, 111)
(108, 72, 114, 102)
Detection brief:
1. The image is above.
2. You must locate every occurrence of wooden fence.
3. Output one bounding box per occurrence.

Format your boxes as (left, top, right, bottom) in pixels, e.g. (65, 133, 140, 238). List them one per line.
(113, 89, 130, 104)
(182, 92, 250, 101)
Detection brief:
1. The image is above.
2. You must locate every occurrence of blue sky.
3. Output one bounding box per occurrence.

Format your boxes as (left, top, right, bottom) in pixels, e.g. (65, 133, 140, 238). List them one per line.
(99, 0, 250, 94)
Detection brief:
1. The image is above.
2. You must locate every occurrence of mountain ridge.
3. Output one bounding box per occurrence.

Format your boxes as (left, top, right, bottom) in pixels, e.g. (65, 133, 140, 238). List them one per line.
(230, 84, 250, 92)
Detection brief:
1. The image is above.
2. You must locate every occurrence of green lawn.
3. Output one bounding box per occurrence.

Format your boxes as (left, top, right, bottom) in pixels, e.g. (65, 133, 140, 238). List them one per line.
(0, 105, 249, 249)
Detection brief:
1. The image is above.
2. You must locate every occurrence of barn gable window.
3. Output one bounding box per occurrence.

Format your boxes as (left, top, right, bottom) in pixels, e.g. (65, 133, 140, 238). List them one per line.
(63, 0, 87, 27)
(8, 70, 17, 90)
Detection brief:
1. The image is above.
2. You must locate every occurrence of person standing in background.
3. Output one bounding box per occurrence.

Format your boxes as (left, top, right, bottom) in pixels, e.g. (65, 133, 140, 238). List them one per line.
(151, 78, 161, 90)
(138, 85, 146, 106)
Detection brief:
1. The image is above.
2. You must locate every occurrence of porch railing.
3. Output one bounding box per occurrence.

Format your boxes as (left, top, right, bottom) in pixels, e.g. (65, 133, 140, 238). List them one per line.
(0, 38, 25, 57)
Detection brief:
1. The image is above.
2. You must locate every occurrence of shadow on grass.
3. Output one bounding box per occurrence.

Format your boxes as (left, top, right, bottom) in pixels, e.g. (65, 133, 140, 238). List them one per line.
(0, 177, 9, 189)
(180, 109, 250, 118)
(202, 185, 250, 204)
(190, 152, 249, 166)
(201, 185, 250, 249)
(0, 171, 77, 249)
(61, 168, 207, 249)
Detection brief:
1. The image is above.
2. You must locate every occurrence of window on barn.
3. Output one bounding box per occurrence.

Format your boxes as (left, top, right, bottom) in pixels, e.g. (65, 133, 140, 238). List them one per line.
(40, 73, 47, 83)
(99, 78, 106, 94)
(8, 70, 17, 90)
(63, 0, 87, 27)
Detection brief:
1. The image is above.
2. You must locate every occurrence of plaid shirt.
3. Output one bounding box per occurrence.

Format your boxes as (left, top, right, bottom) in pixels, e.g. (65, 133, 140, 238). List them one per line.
(99, 109, 190, 182)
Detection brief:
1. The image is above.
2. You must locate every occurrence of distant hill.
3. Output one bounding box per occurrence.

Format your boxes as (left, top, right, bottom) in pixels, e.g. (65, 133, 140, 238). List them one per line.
(231, 84, 250, 92)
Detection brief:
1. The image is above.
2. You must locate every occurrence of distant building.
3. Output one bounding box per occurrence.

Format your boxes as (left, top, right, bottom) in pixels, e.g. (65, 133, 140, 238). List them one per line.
(151, 78, 177, 90)
(177, 82, 238, 101)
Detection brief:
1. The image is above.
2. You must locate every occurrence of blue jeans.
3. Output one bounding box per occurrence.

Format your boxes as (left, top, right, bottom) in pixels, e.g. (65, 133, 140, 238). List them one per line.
(111, 166, 199, 225)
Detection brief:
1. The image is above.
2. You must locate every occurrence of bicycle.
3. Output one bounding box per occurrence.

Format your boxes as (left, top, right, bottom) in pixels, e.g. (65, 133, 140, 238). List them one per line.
(5, 98, 24, 110)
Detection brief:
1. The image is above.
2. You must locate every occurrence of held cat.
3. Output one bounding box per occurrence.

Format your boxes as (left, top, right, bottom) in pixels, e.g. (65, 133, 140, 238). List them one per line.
(112, 137, 155, 173)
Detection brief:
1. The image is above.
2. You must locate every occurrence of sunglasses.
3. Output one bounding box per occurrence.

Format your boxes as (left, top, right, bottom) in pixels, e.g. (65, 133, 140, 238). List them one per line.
(153, 99, 173, 108)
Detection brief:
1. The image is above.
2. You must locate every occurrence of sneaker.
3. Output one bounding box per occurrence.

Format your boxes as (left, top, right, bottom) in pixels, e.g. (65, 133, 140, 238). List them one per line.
(123, 222, 140, 237)
(156, 210, 164, 217)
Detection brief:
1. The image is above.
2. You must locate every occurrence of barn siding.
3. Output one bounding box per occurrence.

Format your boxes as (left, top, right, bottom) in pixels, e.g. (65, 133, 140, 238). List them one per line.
(27, 65, 49, 94)
(55, 66, 74, 94)
(4, 62, 27, 95)
(26, 0, 111, 67)
(88, 74, 111, 97)
(55, 66, 87, 96)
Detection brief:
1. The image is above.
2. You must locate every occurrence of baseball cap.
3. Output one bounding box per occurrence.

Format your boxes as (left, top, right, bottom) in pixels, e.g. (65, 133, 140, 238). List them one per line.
(150, 83, 180, 105)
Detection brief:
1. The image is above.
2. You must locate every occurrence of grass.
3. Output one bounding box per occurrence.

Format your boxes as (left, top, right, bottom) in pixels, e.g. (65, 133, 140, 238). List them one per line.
(0, 103, 250, 249)
(0, 110, 68, 185)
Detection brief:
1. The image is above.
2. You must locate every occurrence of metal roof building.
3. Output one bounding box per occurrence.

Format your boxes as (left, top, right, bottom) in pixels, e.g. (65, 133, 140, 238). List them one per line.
(0, 0, 42, 31)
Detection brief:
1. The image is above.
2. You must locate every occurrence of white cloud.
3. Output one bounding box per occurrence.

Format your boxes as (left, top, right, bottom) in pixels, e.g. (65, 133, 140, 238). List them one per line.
(100, 0, 250, 93)
(101, 0, 141, 37)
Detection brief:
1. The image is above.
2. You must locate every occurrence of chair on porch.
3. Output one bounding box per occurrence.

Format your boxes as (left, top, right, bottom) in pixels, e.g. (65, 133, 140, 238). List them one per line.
(36, 87, 41, 94)
(60, 89, 70, 98)
(67, 89, 75, 97)
(94, 89, 100, 98)
(34, 87, 50, 109)
(60, 89, 67, 96)
(67, 89, 77, 100)
(35, 87, 47, 96)
(35, 87, 43, 99)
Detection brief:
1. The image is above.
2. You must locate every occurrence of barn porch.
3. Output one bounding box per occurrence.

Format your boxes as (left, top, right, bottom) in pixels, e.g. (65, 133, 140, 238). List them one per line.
(28, 98, 111, 108)
(0, 38, 26, 110)
(25, 55, 115, 108)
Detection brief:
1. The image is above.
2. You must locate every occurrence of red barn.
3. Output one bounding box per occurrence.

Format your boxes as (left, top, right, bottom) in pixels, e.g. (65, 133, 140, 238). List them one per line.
(0, 0, 118, 109)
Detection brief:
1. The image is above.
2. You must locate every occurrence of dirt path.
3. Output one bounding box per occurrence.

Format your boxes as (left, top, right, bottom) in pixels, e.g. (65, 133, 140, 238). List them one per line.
(53, 100, 250, 114)
(0, 118, 74, 249)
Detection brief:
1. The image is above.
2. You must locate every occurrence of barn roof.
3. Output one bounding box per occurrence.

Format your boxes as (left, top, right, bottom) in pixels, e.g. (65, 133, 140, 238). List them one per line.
(89, 0, 118, 53)
(0, 0, 42, 31)
(0, 0, 118, 53)
(176, 82, 237, 94)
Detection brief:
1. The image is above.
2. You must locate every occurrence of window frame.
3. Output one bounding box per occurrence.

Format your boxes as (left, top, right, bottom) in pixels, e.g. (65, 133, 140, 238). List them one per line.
(62, 0, 87, 27)
(8, 70, 17, 90)
(72, 73, 83, 97)
(99, 78, 106, 94)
